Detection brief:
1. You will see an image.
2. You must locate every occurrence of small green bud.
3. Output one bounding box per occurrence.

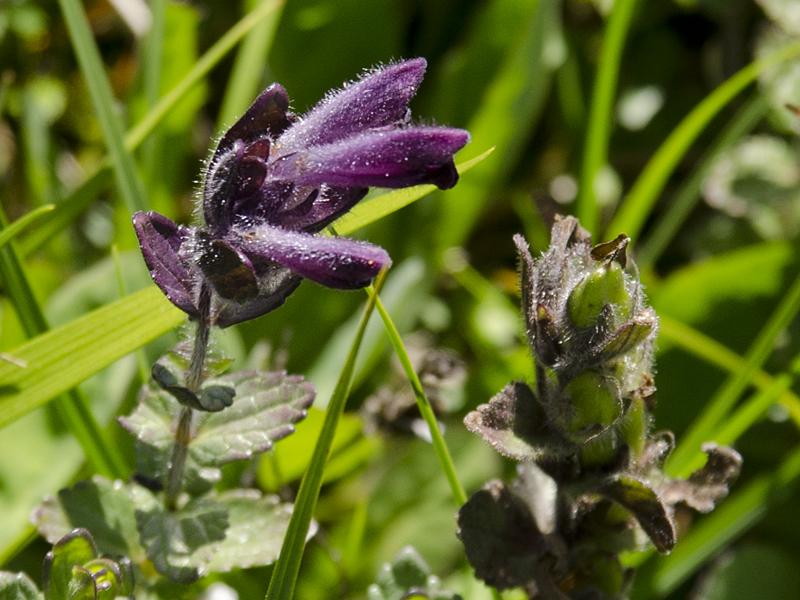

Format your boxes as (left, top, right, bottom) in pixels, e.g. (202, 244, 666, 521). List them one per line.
(563, 371, 621, 435)
(567, 262, 631, 329)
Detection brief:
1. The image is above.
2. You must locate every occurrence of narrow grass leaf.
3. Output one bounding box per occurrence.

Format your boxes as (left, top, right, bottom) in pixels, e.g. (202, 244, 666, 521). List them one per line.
(636, 96, 767, 269)
(265, 274, 383, 600)
(365, 285, 467, 505)
(58, 0, 148, 214)
(216, 0, 283, 132)
(23, 0, 285, 254)
(658, 315, 800, 427)
(0, 287, 185, 429)
(608, 40, 800, 241)
(576, 0, 639, 234)
(0, 205, 54, 249)
(667, 274, 800, 476)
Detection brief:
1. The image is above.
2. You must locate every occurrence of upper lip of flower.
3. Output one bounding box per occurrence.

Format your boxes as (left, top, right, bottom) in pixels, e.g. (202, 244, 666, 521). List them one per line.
(134, 58, 470, 327)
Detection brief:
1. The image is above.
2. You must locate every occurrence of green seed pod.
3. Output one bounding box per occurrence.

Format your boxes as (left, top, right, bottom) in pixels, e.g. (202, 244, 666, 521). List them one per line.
(563, 370, 622, 435)
(567, 262, 632, 329)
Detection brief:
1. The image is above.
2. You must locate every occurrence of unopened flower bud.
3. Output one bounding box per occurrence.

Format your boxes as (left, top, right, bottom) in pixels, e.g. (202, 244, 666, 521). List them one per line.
(567, 261, 632, 329)
(562, 370, 621, 437)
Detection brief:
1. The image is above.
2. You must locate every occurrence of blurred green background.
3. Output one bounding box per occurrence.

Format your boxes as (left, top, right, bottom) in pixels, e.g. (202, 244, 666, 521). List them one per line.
(1, 0, 800, 598)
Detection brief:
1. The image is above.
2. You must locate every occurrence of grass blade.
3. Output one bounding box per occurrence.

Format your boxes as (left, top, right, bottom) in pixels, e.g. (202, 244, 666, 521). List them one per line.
(607, 40, 800, 241)
(364, 284, 467, 505)
(0, 287, 184, 429)
(265, 273, 384, 600)
(58, 0, 148, 214)
(23, 0, 285, 253)
(667, 274, 800, 476)
(216, 0, 283, 132)
(576, 0, 639, 234)
(636, 95, 767, 269)
(0, 205, 55, 249)
(658, 314, 800, 426)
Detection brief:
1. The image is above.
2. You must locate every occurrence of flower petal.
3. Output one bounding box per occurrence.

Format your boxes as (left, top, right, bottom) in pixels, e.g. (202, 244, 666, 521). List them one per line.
(274, 185, 368, 232)
(271, 127, 469, 190)
(217, 83, 292, 152)
(235, 224, 390, 289)
(132, 211, 198, 317)
(277, 58, 427, 151)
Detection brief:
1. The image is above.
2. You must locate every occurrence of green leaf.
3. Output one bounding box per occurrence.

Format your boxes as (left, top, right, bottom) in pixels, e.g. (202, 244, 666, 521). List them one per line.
(368, 546, 463, 600)
(133, 492, 228, 583)
(119, 370, 313, 490)
(0, 287, 185, 429)
(0, 572, 41, 600)
(188, 490, 295, 573)
(33, 477, 145, 564)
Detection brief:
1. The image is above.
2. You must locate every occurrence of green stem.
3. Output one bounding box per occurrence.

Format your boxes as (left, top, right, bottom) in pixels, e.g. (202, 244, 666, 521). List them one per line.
(636, 95, 767, 269)
(266, 273, 384, 600)
(364, 284, 467, 505)
(608, 40, 800, 241)
(165, 286, 211, 509)
(576, 0, 639, 234)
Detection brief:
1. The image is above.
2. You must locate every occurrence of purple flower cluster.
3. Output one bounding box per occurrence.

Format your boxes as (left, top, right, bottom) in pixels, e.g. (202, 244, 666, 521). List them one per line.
(134, 59, 468, 326)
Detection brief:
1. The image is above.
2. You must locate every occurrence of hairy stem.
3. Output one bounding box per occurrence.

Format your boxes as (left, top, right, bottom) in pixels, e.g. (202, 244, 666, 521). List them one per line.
(165, 285, 212, 510)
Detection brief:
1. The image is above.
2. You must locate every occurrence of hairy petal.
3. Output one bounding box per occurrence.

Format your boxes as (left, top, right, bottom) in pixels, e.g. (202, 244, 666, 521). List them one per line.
(277, 58, 427, 150)
(275, 185, 368, 232)
(217, 84, 292, 153)
(235, 224, 390, 289)
(133, 211, 198, 317)
(271, 127, 469, 190)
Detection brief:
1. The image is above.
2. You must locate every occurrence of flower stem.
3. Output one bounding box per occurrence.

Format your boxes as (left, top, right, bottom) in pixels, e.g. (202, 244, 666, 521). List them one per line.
(165, 284, 212, 510)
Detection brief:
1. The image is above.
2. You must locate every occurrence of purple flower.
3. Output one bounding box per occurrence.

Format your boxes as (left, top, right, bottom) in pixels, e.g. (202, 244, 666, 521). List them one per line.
(134, 59, 469, 327)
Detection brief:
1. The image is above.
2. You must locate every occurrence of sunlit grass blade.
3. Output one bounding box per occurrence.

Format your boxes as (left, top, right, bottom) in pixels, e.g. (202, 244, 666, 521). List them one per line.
(632, 445, 800, 598)
(658, 315, 800, 427)
(0, 287, 185, 429)
(58, 0, 147, 214)
(364, 284, 467, 505)
(0, 205, 54, 249)
(436, 0, 556, 252)
(265, 273, 384, 600)
(22, 0, 285, 254)
(636, 95, 767, 269)
(216, 0, 283, 131)
(576, 0, 639, 234)
(607, 40, 800, 241)
(667, 274, 800, 476)
(0, 209, 126, 477)
(139, 0, 165, 190)
(332, 147, 494, 235)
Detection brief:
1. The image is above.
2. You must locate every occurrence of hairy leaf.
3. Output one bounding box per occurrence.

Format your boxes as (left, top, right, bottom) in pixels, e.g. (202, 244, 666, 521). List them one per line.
(33, 477, 145, 563)
(463, 382, 570, 463)
(368, 546, 463, 600)
(600, 475, 676, 554)
(457, 480, 550, 590)
(0, 572, 41, 600)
